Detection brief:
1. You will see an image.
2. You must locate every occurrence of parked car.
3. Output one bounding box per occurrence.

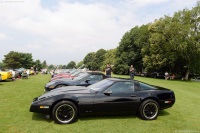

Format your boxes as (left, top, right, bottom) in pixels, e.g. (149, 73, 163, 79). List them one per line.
(151, 72, 165, 79)
(191, 77, 200, 81)
(0, 70, 12, 81)
(8, 69, 20, 79)
(0, 74, 2, 81)
(30, 78, 175, 124)
(45, 72, 107, 92)
(50, 71, 83, 82)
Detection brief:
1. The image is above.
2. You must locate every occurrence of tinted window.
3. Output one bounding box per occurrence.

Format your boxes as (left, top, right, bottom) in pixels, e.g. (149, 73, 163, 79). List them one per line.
(107, 81, 135, 93)
(140, 83, 156, 90)
(73, 73, 89, 80)
(89, 79, 114, 91)
(87, 74, 103, 82)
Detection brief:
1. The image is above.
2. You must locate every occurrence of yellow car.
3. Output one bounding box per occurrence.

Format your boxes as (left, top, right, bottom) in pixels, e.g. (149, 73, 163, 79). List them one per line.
(29, 70, 34, 75)
(0, 71, 12, 81)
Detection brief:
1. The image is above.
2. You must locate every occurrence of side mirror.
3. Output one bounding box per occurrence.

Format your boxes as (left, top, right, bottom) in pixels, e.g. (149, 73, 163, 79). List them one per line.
(85, 79, 90, 83)
(104, 89, 112, 96)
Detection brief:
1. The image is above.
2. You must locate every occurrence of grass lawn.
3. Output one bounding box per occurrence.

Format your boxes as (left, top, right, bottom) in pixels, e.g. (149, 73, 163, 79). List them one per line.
(0, 74, 200, 133)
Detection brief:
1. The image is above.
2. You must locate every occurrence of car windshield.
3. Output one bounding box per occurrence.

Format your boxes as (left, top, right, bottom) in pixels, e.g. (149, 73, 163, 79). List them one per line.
(88, 79, 114, 91)
(73, 72, 89, 80)
(71, 71, 81, 76)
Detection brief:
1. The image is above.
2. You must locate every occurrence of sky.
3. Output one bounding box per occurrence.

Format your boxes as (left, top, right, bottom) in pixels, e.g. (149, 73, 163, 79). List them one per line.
(0, 0, 198, 65)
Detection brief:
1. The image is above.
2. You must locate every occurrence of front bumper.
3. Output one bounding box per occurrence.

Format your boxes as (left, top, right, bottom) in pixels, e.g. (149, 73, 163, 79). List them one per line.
(29, 97, 51, 114)
(30, 104, 51, 114)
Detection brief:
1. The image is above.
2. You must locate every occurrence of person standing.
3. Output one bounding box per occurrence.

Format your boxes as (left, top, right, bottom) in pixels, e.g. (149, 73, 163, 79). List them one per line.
(129, 65, 135, 80)
(165, 71, 169, 80)
(105, 64, 112, 78)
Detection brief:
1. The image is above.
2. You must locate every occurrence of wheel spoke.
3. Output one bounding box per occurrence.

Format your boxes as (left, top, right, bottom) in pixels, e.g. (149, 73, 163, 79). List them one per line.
(143, 102, 158, 119)
(56, 104, 75, 123)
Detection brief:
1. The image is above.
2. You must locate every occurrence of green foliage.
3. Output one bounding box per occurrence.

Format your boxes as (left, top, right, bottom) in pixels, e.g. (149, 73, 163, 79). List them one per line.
(34, 60, 43, 71)
(48, 64, 55, 70)
(101, 49, 116, 71)
(0, 62, 6, 69)
(66, 61, 76, 69)
(94, 49, 106, 71)
(83, 49, 106, 71)
(41, 60, 47, 68)
(3, 51, 33, 69)
(114, 24, 149, 74)
(143, 2, 200, 79)
(76, 61, 84, 68)
(79, 1, 200, 79)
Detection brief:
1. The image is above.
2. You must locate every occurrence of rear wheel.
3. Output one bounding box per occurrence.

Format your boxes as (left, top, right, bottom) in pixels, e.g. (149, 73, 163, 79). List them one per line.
(52, 101, 78, 124)
(139, 99, 159, 120)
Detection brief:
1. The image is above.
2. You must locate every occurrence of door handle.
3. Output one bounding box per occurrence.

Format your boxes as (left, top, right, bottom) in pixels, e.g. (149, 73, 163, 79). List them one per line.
(131, 95, 136, 97)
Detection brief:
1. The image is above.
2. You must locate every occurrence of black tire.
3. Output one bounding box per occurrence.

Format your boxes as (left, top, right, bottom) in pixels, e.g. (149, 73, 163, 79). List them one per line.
(139, 99, 160, 120)
(52, 101, 78, 124)
(56, 84, 66, 88)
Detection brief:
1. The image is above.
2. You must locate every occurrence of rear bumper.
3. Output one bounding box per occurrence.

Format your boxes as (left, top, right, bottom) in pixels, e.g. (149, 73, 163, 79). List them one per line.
(160, 99, 175, 110)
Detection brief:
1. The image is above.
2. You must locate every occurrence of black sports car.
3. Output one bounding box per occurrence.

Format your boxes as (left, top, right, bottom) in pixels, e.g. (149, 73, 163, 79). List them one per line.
(30, 78, 175, 124)
(45, 72, 107, 92)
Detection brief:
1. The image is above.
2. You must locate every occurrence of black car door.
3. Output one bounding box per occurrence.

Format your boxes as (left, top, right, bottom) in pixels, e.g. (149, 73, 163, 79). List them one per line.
(93, 81, 140, 113)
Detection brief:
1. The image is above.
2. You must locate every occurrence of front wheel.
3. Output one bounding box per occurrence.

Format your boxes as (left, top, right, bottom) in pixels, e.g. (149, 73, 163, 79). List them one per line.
(52, 101, 78, 124)
(139, 99, 160, 120)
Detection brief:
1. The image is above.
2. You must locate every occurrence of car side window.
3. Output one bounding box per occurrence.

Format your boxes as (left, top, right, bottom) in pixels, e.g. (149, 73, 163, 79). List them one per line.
(140, 83, 156, 90)
(107, 81, 135, 93)
(88, 75, 103, 82)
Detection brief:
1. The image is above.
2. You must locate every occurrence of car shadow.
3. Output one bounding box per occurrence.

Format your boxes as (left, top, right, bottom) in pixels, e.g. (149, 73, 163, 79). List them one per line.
(31, 111, 170, 123)
(159, 110, 170, 116)
(32, 113, 53, 123)
(79, 114, 137, 122)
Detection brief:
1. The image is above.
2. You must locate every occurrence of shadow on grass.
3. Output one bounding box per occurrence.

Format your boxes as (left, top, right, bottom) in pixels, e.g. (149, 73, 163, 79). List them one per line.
(79, 114, 137, 122)
(31, 111, 170, 124)
(32, 113, 53, 123)
(159, 110, 170, 116)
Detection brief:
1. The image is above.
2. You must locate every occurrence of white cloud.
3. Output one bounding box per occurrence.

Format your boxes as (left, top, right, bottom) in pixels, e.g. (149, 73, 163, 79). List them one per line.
(0, 33, 11, 40)
(26, 44, 41, 49)
(126, 0, 170, 6)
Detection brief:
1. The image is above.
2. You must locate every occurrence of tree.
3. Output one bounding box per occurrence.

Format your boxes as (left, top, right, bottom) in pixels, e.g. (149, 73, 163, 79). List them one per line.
(101, 48, 116, 70)
(42, 60, 47, 68)
(114, 24, 149, 74)
(0, 62, 6, 69)
(20, 53, 34, 69)
(66, 61, 76, 69)
(143, 2, 200, 79)
(3, 51, 33, 69)
(94, 49, 107, 71)
(83, 52, 97, 70)
(76, 61, 84, 68)
(48, 64, 55, 70)
(34, 60, 42, 71)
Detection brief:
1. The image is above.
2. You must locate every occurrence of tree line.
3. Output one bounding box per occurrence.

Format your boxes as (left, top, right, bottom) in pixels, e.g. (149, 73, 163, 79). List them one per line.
(80, 1, 200, 79)
(0, 51, 47, 71)
(0, 51, 80, 71)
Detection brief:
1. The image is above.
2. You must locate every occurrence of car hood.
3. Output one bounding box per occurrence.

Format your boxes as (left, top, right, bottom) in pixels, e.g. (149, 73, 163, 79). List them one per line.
(39, 86, 90, 99)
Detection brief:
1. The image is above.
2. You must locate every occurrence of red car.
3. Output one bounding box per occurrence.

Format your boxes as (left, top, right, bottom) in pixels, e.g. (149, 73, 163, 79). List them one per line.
(50, 71, 83, 81)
